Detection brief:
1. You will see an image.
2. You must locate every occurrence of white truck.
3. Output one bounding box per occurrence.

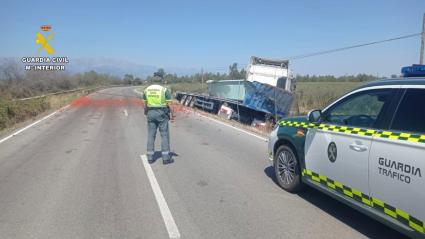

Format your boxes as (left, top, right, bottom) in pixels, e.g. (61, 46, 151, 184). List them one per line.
(246, 56, 295, 92)
(176, 56, 296, 125)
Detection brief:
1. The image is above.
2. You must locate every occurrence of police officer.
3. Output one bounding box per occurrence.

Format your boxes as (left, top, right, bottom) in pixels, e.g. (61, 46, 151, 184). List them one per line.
(143, 84, 173, 164)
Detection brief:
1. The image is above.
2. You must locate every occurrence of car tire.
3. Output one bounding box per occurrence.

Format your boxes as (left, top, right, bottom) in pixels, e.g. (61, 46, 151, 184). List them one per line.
(274, 145, 303, 192)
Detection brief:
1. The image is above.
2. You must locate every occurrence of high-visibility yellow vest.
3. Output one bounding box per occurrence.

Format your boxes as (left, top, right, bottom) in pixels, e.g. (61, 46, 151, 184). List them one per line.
(143, 85, 171, 107)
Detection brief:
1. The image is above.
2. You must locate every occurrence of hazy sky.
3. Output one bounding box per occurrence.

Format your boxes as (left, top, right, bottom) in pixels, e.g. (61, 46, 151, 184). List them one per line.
(1, 0, 424, 76)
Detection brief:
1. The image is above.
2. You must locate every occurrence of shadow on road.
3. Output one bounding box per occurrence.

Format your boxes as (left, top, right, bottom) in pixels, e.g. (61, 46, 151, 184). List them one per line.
(264, 166, 405, 239)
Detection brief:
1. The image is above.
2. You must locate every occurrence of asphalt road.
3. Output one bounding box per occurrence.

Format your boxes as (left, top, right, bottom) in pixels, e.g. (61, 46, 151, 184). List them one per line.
(0, 87, 405, 239)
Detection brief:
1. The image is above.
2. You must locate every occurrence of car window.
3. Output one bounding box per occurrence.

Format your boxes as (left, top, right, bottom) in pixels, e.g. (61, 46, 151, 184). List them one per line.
(277, 77, 287, 89)
(391, 89, 425, 134)
(323, 89, 393, 128)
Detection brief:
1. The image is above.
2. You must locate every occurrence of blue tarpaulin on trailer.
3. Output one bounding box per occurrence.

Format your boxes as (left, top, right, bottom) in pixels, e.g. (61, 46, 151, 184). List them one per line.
(243, 81, 293, 118)
(207, 80, 294, 118)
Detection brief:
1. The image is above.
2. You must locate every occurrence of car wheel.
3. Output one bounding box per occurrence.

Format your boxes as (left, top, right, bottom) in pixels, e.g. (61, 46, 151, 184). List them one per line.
(274, 145, 302, 192)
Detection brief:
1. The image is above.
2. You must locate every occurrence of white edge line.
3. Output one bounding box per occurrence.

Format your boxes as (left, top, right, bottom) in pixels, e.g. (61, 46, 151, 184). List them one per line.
(140, 155, 181, 239)
(0, 105, 70, 144)
(134, 88, 143, 95)
(124, 109, 128, 117)
(196, 113, 268, 142)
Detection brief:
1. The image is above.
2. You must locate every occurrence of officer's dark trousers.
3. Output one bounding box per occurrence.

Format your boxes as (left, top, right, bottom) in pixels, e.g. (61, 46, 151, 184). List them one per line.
(146, 108, 170, 161)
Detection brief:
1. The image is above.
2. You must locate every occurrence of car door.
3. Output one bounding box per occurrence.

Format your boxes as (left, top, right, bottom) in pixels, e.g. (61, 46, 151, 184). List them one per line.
(369, 88, 425, 235)
(304, 88, 396, 204)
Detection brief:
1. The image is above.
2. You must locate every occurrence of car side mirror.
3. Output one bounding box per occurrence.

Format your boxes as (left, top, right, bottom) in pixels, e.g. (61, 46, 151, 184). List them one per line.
(307, 109, 322, 122)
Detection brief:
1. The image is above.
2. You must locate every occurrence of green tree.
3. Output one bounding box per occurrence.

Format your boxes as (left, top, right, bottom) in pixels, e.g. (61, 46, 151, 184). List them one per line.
(154, 68, 165, 79)
(134, 77, 142, 85)
(228, 63, 239, 79)
(123, 74, 134, 85)
(240, 68, 247, 79)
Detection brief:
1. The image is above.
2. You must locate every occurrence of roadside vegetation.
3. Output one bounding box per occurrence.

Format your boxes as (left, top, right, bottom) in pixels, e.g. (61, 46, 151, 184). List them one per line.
(293, 81, 361, 114)
(0, 60, 130, 131)
(0, 90, 95, 130)
(144, 63, 245, 94)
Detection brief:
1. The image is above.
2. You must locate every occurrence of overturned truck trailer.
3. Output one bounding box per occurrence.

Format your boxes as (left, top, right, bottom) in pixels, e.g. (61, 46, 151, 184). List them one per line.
(175, 56, 295, 125)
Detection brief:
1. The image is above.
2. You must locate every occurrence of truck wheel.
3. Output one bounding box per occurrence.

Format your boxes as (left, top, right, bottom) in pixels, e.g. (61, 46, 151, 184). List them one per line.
(180, 95, 187, 104)
(189, 97, 196, 107)
(184, 96, 192, 106)
(274, 145, 302, 192)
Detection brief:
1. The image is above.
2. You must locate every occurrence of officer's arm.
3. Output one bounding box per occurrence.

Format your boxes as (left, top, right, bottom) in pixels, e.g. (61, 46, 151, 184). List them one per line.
(165, 89, 174, 117)
(142, 90, 147, 101)
(165, 89, 172, 104)
(142, 90, 148, 115)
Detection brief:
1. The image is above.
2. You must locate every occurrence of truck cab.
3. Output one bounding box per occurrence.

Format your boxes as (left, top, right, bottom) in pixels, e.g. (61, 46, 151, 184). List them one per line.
(246, 56, 295, 92)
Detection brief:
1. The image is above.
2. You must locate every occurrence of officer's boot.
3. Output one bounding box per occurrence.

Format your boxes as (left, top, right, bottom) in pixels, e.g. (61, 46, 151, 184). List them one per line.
(162, 152, 173, 164)
(147, 153, 155, 164)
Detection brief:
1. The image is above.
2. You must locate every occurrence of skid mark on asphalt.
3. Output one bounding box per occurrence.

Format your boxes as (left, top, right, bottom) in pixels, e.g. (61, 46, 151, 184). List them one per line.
(70, 96, 144, 107)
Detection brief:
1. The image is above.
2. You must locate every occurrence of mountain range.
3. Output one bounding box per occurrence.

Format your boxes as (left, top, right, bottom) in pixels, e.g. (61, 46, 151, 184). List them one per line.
(0, 57, 201, 79)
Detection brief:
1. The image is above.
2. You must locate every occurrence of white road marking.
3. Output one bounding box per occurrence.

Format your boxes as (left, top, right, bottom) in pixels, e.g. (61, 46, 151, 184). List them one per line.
(196, 113, 268, 142)
(124, 109, 128, 117)
(0, 105, 70, 144)
(140, 155, 181, 239)
(134, 88, 143, 95)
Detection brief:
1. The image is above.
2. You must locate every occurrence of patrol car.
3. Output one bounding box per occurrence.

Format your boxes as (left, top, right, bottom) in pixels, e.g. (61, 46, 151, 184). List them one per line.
(268, 65, 425, 238)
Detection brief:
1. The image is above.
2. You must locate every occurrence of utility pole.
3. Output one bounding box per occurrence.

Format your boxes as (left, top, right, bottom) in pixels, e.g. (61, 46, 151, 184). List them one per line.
(420, 13, 425, 64)
(201, 68, 204, 94)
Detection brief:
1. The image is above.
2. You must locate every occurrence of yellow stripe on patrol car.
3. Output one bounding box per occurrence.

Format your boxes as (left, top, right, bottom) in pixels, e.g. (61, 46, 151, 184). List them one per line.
(302, 169, 425, 234)
(279, 120, 425, 144)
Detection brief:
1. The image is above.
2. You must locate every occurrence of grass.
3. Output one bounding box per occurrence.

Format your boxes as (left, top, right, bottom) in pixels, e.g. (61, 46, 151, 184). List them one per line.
(293, 82, 361, 114)
(166, 82, 207, 94)
(0, 98, 50, 129)
(0, 89, 98, 132)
